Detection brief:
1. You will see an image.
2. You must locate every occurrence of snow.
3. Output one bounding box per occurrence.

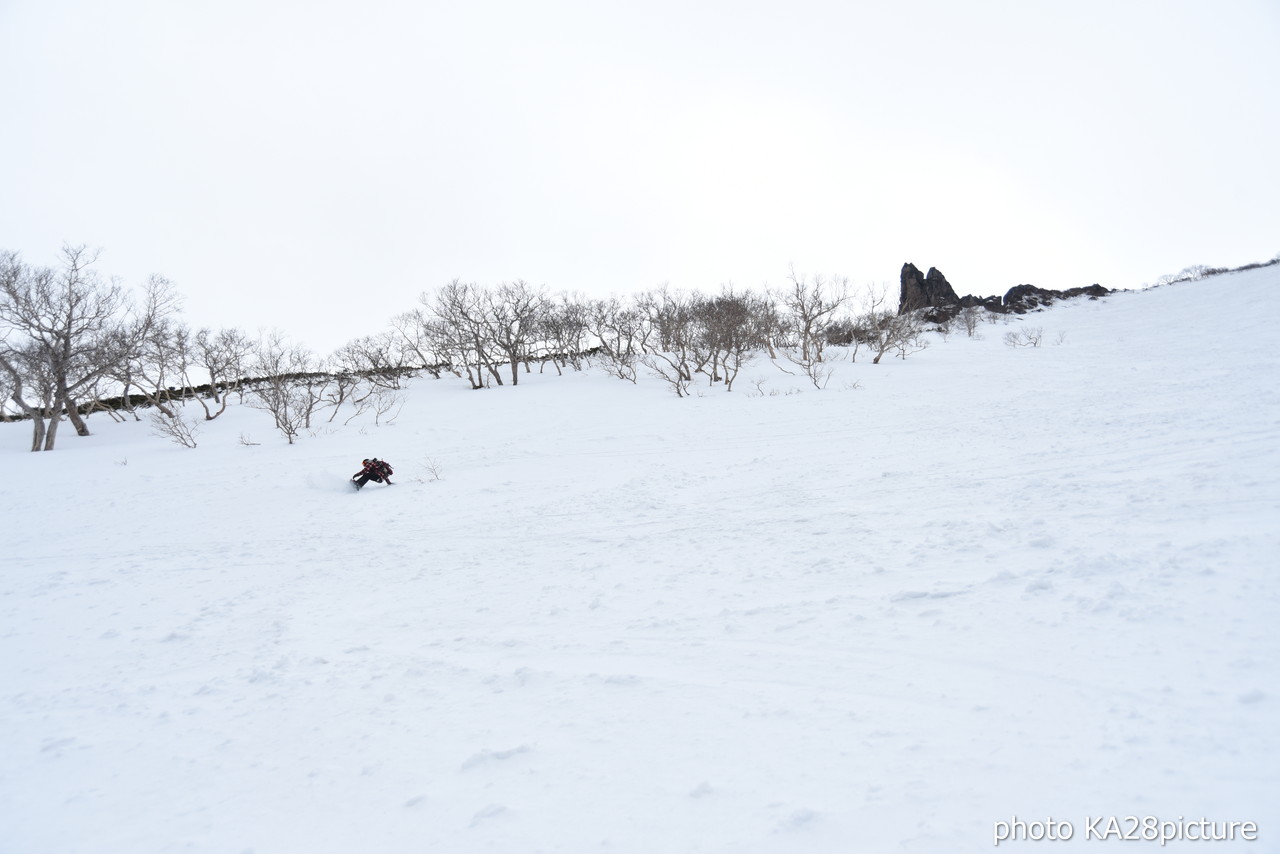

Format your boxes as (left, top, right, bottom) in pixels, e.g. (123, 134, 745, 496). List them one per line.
(2, 268, 1278, 852)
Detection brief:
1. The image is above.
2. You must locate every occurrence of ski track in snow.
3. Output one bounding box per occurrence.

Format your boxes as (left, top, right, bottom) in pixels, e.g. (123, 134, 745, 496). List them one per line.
(2, 268, 1278, 852)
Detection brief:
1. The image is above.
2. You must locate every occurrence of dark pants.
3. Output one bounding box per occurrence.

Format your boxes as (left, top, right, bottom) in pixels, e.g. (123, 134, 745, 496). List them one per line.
(353, 472, 384, 489)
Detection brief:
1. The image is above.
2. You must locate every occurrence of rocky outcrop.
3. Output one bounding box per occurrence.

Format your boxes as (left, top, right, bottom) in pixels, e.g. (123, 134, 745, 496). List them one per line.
(898, 262, 1109, 318)
(1001, 284, 1109, 313)
(958, 294, 1004, 312)
(899, 263, 959, 314)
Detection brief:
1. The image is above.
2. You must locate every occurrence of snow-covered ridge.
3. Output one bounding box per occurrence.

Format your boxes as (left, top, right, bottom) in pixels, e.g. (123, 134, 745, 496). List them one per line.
(2, 266, 1277, 852)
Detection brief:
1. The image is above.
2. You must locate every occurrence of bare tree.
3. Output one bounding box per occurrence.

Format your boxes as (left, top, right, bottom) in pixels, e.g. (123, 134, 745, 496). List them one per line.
(779, 268, 850, 364)
(539, 292, 590, 374)
(482, 280, 544, 385)
(0, 361, 11, 420)
(410, 292, 489, 390)
(322, 333, 412, 424)
(247, 332, 325, 444)
(0, 246, 131, 447)
(432, 280, 506, 387)
(894, 319, 930, 359)
(0, 343, 57, 451)
(958, 306, 984, 338)
(640, 288, 701, 397)
(108, 278, 191, 421)
(390, 309, 445, 379)
(585, 296, 647, 383)
(321, 348, 365, 422)
(857, 283, 929, 365)
(753, 292, 786, 361)
(368, 386, 403, 425)
(693, 288, 770, 391)
(773, 271, 852, 387)
(332, 331, 410, 390)
(192, 326, 255, 419)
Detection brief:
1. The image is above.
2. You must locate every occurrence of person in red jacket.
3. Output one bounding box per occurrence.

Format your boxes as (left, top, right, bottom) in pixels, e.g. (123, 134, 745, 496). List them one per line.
(352, 458, 394, 490)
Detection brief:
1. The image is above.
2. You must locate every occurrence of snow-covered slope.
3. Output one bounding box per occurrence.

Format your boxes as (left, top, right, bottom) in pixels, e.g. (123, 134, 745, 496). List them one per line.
(3, 268, 1277, 852)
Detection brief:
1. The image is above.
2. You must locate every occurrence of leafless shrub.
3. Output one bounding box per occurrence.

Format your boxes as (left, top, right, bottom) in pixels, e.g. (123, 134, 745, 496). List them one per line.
(323, 372, 364, 422)
(642, 352, 693, 396)
(325, 335, 409, 425)
(1004, 327, 1044, 348)
(786, 356, 834, 389)
(855, 285, 931, 364)
(895, 326, 930, 359)
(246, 332, 326, 444)
(595, 345, 640, 383)
(420, 457, 444, 482)
(370, 388, 403, 425)
(238, 432, 260, 446)
(958, 306, 984, 338)
(149, 409, 200, 448)
(774, 270, 853, 386)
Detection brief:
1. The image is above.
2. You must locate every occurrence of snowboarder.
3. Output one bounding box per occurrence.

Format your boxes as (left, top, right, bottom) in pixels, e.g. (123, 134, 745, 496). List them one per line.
(352, 458, 394, 490)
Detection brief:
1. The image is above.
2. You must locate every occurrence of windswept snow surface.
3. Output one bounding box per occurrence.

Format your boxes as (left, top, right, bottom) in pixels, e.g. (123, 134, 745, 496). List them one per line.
(2, 269, 1278, 853)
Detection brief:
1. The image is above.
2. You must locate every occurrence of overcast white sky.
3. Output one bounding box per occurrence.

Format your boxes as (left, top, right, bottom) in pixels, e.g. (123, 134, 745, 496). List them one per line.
(2, 0, 1277, 353)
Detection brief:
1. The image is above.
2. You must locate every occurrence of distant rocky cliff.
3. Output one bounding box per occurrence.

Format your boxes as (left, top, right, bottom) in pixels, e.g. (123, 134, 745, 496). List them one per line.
(899, 262, 1108, 320)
